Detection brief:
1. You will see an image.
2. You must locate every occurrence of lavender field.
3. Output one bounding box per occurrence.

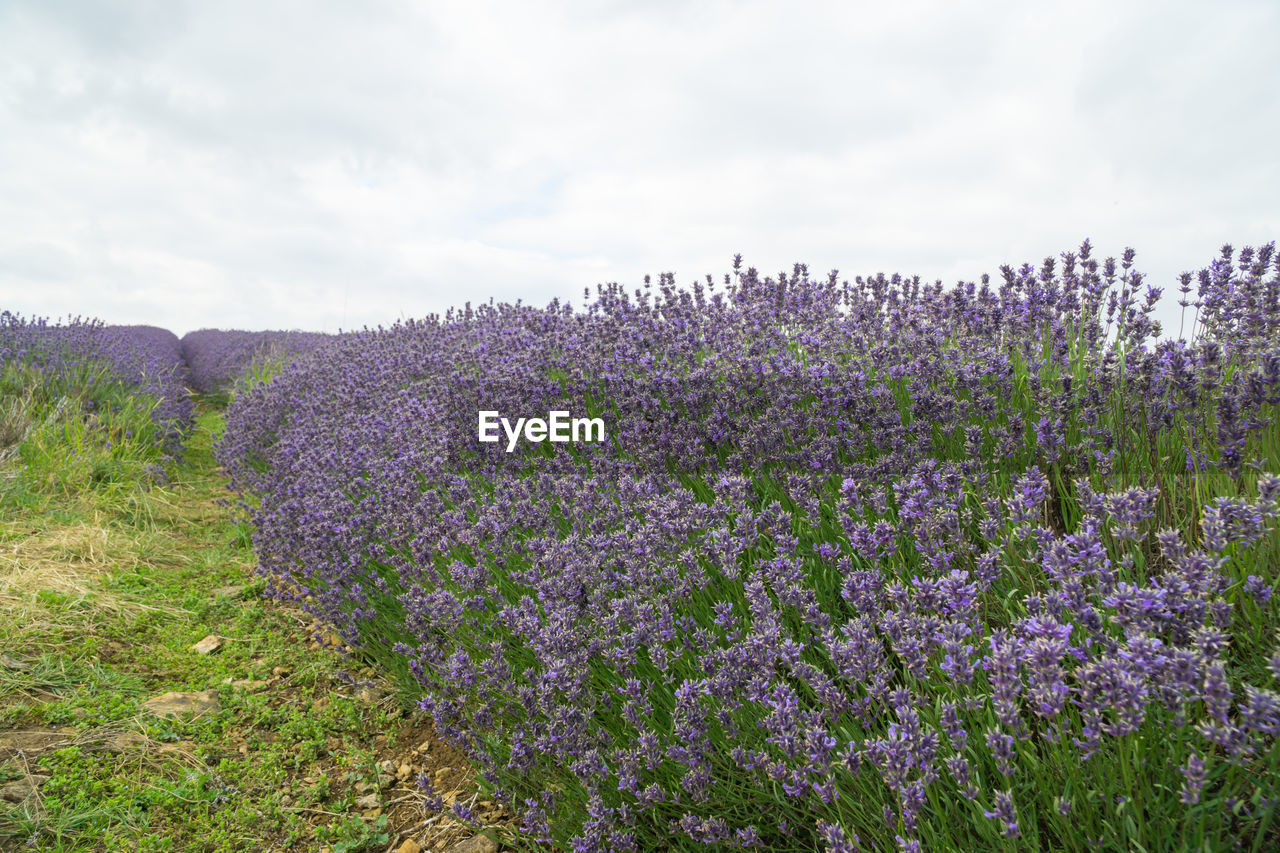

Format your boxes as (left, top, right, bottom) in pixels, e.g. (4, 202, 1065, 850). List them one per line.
(4, 240, 1279, 851)
(210, 241, 1279, 851)
(0, 318, 323, 494)
(0, 313, 192, 480)
(180, 328, 333, 398)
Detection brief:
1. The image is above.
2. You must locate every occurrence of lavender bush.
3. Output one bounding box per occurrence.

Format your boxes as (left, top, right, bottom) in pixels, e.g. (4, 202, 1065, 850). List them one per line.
(180, 328, 332, 397)
(101, 324, 193, 453)
(1, 313, 192, 492)
(218, 241, 1280, 851)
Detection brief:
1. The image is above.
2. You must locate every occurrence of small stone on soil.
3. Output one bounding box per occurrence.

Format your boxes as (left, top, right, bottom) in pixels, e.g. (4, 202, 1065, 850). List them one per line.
(192, 635, 223, 655)
(104, 732, 148, 753)
(229, 678, 267, 692)
(143, 690, 220, 718)
(0, 774, 48, 804)
(0, 730, 74, 762)
(357, 686, 386, 704)
(444, 834, 498, 853)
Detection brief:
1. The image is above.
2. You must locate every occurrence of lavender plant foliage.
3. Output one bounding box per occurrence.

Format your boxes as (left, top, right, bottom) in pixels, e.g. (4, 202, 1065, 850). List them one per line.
(2, 312, 192, 454)
(217, 242, 1280, 851)
(102, 324, 193, 452)
(180, 328, 333, 395)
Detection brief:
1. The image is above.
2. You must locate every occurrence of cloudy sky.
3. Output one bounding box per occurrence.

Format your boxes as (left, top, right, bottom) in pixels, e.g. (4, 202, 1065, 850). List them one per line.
(1, 0, 1275, 338)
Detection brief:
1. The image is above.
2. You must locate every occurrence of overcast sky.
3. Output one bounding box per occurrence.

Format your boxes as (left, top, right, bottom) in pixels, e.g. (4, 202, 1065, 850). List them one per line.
(1, 0, 1276, 338)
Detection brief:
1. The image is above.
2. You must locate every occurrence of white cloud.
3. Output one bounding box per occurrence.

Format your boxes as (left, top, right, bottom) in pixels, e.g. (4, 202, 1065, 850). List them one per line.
(0, 0, 1275, 337)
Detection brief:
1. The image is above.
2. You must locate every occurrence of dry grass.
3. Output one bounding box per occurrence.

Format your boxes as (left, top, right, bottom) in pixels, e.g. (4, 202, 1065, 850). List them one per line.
(0, 511, 191, 619)
(0, 513, 121, 591)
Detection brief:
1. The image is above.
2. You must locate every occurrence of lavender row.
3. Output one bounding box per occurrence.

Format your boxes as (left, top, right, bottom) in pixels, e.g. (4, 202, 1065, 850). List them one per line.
(179, 328, 334, 395)
(217, 241, 1280, 850)
(1, 312, 193, 454)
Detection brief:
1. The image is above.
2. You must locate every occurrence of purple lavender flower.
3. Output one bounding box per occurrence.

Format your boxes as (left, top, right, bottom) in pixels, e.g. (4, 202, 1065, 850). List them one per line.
(1245, 575, 1273, 604)
(983, 631, 1024, 730)
(1239, 685, 1280, 736)
(983, 789, 1020, 838)
(985, 728, 1017, 777)
(818, 821, 860, 853)
(1009, 468, 1049, 528)
(1101, 487, 1159, 542)
(1180, 752, 1208, 805)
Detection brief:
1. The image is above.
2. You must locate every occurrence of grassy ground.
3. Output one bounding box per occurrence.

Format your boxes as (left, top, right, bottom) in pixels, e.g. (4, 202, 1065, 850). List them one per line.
(0, 404, 508, 853)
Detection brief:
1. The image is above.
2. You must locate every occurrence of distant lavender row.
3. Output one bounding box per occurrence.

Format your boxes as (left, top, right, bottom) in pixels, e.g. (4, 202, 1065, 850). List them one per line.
(103, 324, 193, 451)
(180, 328, 333, 394)
(214, 241, 1278, 850)
(1, 312, 193, 452)
(2, 318, 336, 452)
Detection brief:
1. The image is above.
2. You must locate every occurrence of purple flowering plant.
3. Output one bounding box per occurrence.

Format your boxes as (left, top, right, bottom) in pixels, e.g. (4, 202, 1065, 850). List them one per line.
(215, 242, 1280, 851)
(180, 328, 333, 400)
(1, 312, 192, 495)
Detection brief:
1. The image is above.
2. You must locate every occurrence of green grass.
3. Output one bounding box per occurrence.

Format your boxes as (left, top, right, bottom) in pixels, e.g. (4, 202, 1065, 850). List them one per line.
(0, 359, 170, 503)
(0, 403, 486, 853)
